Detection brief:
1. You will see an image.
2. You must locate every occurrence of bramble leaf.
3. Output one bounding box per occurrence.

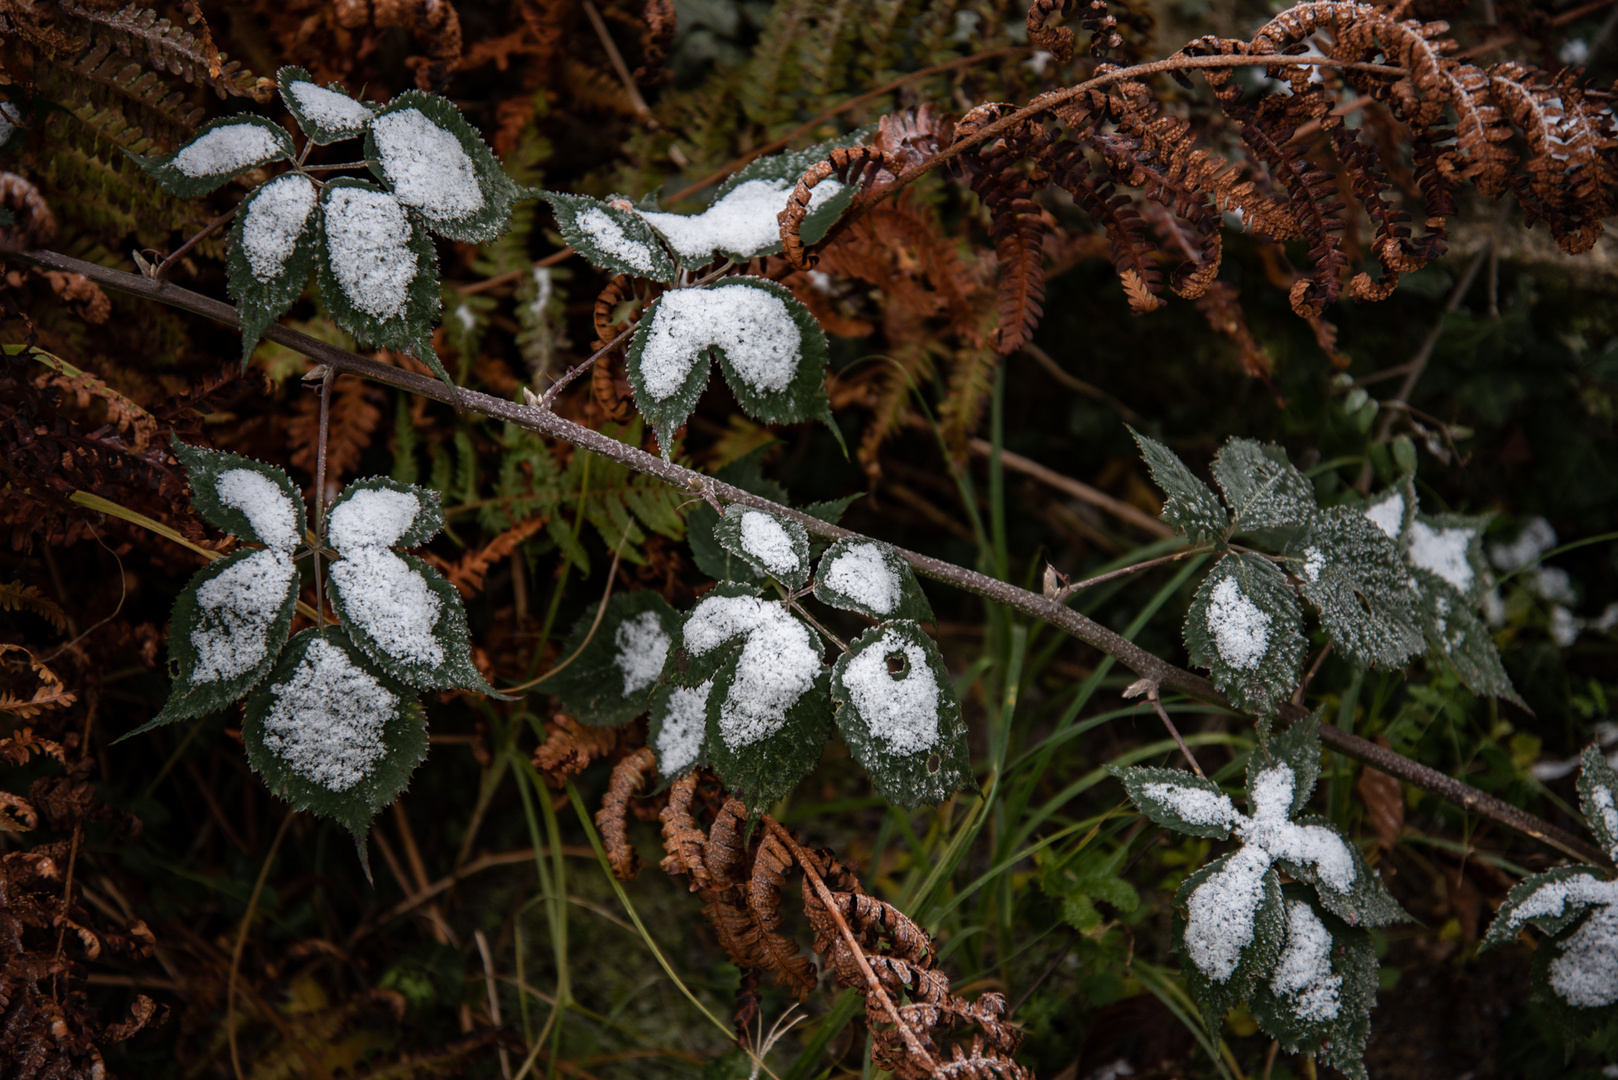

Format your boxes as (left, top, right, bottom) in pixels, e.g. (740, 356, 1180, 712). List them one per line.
(1128, 427, 1227, 544)
(171, 438, 306, 553)
(813, 537, 934, 623)
(1184, 553, 1306, 718)
(830, 621, 975, 808)
(227, 173, 319, 365)
(549, 591, 682, 727)
(1406, 512, 1490, 602)
(1290, 507, 1424, 670)
(711, 504, 811, 589)
(1174, 850, 1285, 1031)
(1211, 438, 1317, 533)
(539, 192, 676, 282)
(1577, 746, 1618, 863)
(1107, 765, 1239, 839)
(1413, 570, 1522, 705)
(277, 67, 374, 145)
(132, 114, 292, 196)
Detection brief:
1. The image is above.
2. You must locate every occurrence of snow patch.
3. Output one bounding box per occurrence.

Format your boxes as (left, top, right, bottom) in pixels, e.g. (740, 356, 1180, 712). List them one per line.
(371, 108, 484, 220)
(216, 468, 300, 551)
(288, 80, 372, 133)
(1551, 905, 1618, 1008)
(322, 186, 417, 319)
(262, 637, 395, 791)
(329, 547, 445, 667)
(173, 122, 281, 178)
(614, 610, 670, 698)
(328, 487, 421, 551)
(840, 629, 940, 755)
(640, 178, 843, 260)
(1270, 900, 1343, 1022)
(1303, 547, 1325, 583)
(576, 207, 662, 276)
(1408, 521, 1474, 593)
(638, 285, 802, 401)
(738, 511, 800, 577)
(683, 594, 820, 748)
(1207, 576, 1271, 671)
(823, 543, 900, 615)
(657, 681, 710, 774)
(242, 174, 317, 283)
(1364, 491, 1405, 539)
(1590, 781, 1618, 860)
(1551, 604, 1584, 648)
(191, 550, 296, 682)
(1490, 517, 1557, 571)
(1141, 781, 1239, 830)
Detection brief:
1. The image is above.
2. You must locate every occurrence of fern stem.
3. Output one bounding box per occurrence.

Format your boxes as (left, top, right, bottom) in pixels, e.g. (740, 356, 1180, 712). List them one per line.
(15, 246, 1611, 869)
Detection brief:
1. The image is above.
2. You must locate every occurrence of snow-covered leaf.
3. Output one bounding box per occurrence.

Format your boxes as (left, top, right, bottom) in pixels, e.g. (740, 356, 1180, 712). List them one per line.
(1247, 713, 1322, 819)
(813, 537, 934, 623)
(1249, 887, 1377, 1080)
(1406, 512, 1490, 602)
(1480, 866, 1614, 949)
(1174, 849, 1285, 1028)
(672, 584, 829, 808)
(626, 278, 840, 458)
(365, 91, 525, 244)
(830, 620, 975, 808)
(1531, 903, 1618, 1026)
(242, 626, 427, 846)
(137, 546, 300, 734)
(638, 133, 862, 262)
(172, 438, 306, 553)
(132, 115, 292, 197)
(648, 676, 712, 782)
(548, 591, 681, 727)
(539, 192, 676, 282)
(1277, 813, 1406, 929)
(1211, 438, 1317, 533)
(1289, 507, 1424, 670)
(711, 504, 811, 589)
(324, 478, 500, 696)
(1184, 554, 1305, 717)
(277, 67, 374, 145)
(1413, 569, 1523, 705)
(314, 178, 450, 388)
(227, 173, 319, 364)
(1128, 427, 1227, 544)
(1360, 474, 1416, 545)
(1577, 745, 1618, 863)
(1108, 766, 1239, 839)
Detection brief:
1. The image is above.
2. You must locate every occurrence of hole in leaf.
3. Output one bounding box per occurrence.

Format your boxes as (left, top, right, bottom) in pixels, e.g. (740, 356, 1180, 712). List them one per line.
(927, 754, 940, 773)
(885, 651, 908, 678)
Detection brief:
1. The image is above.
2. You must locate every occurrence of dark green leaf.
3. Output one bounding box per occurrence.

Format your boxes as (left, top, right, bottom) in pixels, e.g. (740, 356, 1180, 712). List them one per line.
(242, 627, 428, 846)
(711, 503, 811, 589)
(1184, 553, 1306, 717)
(648, 676, 712, 782)
(1290, 507, 1424, 670)
(1276, 814, 1407, 929)
(325, 476, 445, 551)
(227, 173, 320, 365)
(1480, 866, 1613, 950)
(1128, 426, 1228, 544)
(548, 591, 682, 727)
(366, 90, 525, 244)
(171, 437, 306, 552)
(134, 546, 300, 735)
(1248, 711, 1323, 818)
(1577, 746, 1618, 863)
(539, 192, 676, 282)
(1413, 569, 1523, 705)
(813, 537, 934, 623)
(831, 621, 975, 808)
(1528, 904, 1618, 1034)
(1211, 438, 1317, 533)
(686, 450, 789, 584)
(1107, 765, 1239, 839)
(131, 115, 292, 196)
(1405, 511, 1491, 603)
(277, 67, 374, 145)
(1174, 851, 1285, 1032)
(314, 177, 450, 390)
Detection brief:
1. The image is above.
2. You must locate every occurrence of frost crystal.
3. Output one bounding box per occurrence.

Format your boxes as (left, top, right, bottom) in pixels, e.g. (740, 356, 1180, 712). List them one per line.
(1551, 905, 1618, 1008)
(738, 511, 800, 577)
(1407, 521, 1474, 593)
(639, 285, 801, 400)
(329, 548, 445, 666)
(823, 543, 900, 615)
(216, 468, 300, 551)
(288, 81, 372, 131)
(640, 178, 843, 259)
(191, 550, 296, 681)
(328, 487, 421, 550)
(576, 207, 662, 276)
(262, 637, 395, 791)
(1590, 783, 1618, 860)
(1207, 577, 1272, 671)
(173, 123, 281, 178)
(323, 186, 416, 319)
(683, 594, 820, 748)
(1303, 547, 1324, 583)
(371, 108, 484, 220)
(1142, 781, 1239, 829)
(614, 611, 671, 697)
(1181, 762, 1356, 982)
(839, 629, 940, 755)
(1270, 900, 1343, 1021)
(657, 681, 711, 775)
(1364, 492, 1404, 539)
(241, 175, 317, 283)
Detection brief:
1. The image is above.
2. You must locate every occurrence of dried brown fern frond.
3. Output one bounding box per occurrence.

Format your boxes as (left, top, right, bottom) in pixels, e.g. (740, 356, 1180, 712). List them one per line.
(0, 583, 68, 633)
(780, 145, 901, 269)
(533, 712, 622, 785)
(0, 644, 77, 719)
(598, 747, 657, 880)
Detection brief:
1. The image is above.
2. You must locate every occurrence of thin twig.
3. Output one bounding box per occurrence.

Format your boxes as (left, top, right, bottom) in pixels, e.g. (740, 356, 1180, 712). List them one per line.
(502, 537, 626, 692)
(1293, 643, 1332, 706)
(582, 0, 651, 121)
(1146, 686, 1204, 777)
(474, 929, 513, 1079)
(1054, 547, 1204, 602)
(965, 438, 1175, 538)
(13, 245, 1610, 869)
(788, 599, 848, 652)
(228, 811, 299, 1080)
(535, 324, 636, 410)
(766, 821, 940, 1074)
(312, 365, 335, 627)
(154, 208, 236, 281)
